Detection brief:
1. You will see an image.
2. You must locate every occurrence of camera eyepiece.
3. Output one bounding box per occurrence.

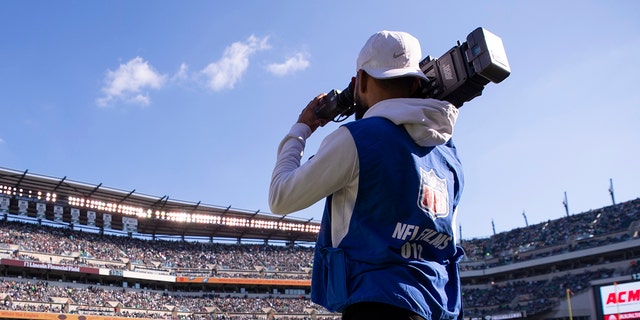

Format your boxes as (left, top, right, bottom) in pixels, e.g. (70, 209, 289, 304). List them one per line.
(315, 82, 355, 122)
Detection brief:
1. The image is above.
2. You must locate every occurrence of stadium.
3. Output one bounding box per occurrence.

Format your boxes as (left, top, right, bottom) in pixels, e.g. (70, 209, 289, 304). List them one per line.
(0, 166, 638, 320)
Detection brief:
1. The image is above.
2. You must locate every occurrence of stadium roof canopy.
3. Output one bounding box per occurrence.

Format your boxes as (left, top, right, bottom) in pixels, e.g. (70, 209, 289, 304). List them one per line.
(0, 167, 320, 243)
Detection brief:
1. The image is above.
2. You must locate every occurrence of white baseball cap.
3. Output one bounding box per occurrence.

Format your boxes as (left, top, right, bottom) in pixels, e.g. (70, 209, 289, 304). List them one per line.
(356, 30, 428, 81)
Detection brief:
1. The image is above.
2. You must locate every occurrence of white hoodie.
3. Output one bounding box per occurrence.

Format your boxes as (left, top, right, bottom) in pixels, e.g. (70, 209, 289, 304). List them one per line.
(269, 98, 458, 245)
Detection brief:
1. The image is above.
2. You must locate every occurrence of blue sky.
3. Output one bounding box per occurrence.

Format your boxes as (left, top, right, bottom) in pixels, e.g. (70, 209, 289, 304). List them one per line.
(1, 1, 638, 240)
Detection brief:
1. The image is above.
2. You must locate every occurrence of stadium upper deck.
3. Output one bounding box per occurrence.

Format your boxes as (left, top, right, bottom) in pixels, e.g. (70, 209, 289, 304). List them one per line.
(0, 166, 319, 243)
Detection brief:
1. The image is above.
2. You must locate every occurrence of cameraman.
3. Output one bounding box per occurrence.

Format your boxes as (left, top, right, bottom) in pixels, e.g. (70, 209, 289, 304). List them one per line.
(269, 30, 464, 320)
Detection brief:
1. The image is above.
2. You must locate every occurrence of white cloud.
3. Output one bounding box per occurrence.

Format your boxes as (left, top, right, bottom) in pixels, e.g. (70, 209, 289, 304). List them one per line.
(200, 35, 270, 91)
(173, 63, 189, 81)
(129, 94, 150, 106)
(267, 52, 310, 76)
(96, 35, 308, 105)
(97, 56, 167, 107)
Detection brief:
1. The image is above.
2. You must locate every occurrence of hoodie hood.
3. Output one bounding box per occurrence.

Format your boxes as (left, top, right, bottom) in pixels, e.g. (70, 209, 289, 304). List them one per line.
(364, 98, 459, 147)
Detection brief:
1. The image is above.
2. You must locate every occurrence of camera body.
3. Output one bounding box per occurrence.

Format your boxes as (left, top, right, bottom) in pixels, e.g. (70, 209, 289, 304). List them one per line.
(316, 27, 511, 122)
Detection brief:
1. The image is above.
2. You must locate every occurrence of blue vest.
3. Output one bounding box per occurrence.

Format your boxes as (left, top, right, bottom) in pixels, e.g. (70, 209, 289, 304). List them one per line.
(311, 117, 464, 320)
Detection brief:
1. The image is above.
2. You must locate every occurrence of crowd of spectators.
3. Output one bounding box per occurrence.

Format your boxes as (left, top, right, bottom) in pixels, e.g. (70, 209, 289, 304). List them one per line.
(1, 198, 637, 277)
(0, 279, 331, 319)
(0, 220, 314, 276)
(0, 198, 638, 318)
(460, 198, 639, 268)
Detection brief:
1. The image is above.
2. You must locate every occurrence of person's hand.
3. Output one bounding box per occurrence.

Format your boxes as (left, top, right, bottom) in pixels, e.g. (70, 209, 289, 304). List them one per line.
(297, 93, 330, 133)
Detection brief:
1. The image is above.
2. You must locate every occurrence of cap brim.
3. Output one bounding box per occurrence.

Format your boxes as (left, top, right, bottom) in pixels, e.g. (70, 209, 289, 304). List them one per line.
(365, 67, 428, 81)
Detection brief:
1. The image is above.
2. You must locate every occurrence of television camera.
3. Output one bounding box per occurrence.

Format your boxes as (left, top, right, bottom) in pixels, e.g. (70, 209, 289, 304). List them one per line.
(315, 27, 511, 122)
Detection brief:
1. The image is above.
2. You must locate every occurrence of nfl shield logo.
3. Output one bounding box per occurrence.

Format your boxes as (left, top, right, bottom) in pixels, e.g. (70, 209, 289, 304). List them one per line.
(418, 168, 449, 219)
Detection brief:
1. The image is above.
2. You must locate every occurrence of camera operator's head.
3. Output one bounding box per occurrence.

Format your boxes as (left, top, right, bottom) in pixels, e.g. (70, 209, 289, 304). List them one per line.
(353, 30, 428, 119)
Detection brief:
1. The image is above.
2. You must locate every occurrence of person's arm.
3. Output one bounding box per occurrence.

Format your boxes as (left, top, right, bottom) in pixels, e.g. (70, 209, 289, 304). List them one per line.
(269, 96, 358, 215)
(269, 125, 357, 215)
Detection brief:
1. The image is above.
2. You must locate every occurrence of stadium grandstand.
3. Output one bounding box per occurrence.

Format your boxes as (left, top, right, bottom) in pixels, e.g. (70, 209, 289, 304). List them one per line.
(0, 166, 638, 320)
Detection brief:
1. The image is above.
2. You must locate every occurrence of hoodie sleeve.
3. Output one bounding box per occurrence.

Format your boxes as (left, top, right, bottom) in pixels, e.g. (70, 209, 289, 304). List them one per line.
(269, 124, 358, 215)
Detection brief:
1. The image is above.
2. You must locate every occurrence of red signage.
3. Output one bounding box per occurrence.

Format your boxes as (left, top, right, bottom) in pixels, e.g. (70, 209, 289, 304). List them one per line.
(175, 276, 310, 286)
(0, 259, 100, 275)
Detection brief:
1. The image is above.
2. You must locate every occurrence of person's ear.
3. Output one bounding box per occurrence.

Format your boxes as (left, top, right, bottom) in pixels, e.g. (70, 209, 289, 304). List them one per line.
(410, 78, 426, 98)
(357, 69, 368, 94)
(411, 78, 421, 94)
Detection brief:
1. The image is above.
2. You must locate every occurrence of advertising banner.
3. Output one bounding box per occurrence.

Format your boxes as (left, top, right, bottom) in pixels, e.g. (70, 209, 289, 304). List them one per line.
(599, 281, 640, 320)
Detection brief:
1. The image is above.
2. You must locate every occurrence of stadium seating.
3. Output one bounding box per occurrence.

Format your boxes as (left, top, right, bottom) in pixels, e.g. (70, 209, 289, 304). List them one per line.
(0, 198, 638, 319)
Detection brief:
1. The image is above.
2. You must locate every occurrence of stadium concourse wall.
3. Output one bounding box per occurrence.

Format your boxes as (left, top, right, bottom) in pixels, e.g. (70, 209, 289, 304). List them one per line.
(0, 258, 311, 287)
